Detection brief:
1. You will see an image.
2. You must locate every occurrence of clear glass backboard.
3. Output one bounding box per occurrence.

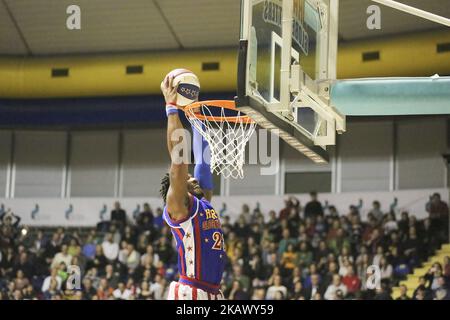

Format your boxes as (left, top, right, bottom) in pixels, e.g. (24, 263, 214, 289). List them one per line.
(237, 0, 345, 163)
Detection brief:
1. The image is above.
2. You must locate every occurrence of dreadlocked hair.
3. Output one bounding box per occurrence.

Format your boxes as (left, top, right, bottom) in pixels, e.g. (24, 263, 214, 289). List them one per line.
(160, 173, 170, 204)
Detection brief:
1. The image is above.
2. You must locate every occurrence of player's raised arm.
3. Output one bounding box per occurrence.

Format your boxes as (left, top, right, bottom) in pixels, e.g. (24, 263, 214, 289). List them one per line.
(161, 75, 189, 220)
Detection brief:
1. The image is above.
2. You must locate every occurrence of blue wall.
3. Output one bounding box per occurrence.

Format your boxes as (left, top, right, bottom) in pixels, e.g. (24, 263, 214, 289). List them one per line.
(0, 92, 235, 127)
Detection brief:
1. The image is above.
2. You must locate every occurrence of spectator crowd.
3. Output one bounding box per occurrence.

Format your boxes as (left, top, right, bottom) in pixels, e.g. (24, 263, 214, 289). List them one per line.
(0, 192, 449, 300)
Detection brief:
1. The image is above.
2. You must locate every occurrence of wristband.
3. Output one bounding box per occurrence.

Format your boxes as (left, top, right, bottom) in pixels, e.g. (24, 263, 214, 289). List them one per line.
(166, 103, 179, 116)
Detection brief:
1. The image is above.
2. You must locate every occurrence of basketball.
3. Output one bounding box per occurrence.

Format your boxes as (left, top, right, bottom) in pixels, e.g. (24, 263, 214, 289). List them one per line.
(166, 68, 200, 106)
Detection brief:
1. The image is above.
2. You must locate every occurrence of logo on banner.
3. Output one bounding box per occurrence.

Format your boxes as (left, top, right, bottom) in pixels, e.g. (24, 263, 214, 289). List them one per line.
(99, 204, 108, 221)
(64, 204, 86, 221)
(30, 204, 51, 221)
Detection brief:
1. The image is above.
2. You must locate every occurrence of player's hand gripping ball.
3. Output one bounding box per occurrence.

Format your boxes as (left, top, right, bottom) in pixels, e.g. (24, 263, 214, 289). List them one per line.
(161, 69, 200, 107)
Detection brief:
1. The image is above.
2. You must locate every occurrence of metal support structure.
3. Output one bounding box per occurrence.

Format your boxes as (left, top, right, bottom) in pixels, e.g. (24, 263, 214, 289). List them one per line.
(372, 0, 450, 27)
(279, 0, 294, 114)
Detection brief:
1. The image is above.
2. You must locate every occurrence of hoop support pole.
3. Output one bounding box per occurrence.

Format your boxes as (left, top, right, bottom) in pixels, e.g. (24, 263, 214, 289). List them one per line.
(372, 0, 450, 27)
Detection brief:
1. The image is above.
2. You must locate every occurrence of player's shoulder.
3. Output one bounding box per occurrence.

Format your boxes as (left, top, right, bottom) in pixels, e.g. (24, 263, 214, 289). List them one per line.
(198, 197, 215, 209)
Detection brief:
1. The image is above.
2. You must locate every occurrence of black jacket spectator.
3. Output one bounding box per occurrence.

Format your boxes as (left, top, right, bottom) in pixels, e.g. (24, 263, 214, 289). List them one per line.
(304, 192, 323, 219)
(111, 202, 127, 228)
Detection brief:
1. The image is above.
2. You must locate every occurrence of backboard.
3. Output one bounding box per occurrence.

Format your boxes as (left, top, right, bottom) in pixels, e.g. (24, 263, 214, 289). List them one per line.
(236, 0, 345, 163)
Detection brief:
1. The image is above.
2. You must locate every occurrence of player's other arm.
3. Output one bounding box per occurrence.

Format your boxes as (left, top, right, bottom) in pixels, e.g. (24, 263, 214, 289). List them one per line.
(192, 126, 213, 202)
(161, 75, 189, 220)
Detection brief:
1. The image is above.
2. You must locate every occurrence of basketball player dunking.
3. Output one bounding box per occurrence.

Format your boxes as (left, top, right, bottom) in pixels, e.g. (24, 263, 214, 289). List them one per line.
(159, 74, 226, 300)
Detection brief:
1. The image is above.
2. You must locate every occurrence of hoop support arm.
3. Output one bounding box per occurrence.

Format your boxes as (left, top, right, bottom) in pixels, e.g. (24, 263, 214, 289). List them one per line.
(372, 0, 450, 27)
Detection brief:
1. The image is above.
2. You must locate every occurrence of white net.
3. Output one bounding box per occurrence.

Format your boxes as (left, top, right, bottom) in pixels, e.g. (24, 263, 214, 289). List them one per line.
(185, 102, 256, 179)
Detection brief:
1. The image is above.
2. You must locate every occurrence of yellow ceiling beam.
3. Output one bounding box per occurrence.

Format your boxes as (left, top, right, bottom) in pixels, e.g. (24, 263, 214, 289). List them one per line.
(0, 29, 449, 98)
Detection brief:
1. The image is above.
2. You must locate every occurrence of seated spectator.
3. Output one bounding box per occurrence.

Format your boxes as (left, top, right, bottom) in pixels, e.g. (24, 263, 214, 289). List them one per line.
(125, 244, 141, 272)
(266, 275, 287, 300)
(82, 234, 97, 260)
(102, 233, 119, 262)
(277, 228, 297, 257)
(15, 251, 34, 278)
(342, 266, 361, 296)
(311, 292, 323, 300)
(13, 269, 29, 291)
(414, 287, 427, 300)
(389, 246, 409, 279)
(113, 282, 132, 300)
(42, 279, 61, 300)
(104, 264, 120, 289)
(22, 284, 36, 300)
(231, 264, 250, 293)
(155, 236, 173, 264)
(281, 243, 298, 271)
(327, 228, 350, 256)
(97, 278, 113, 300)
(290, 280, 307, 300)
(153, 207, 164, 229)
(150, 274, 166, 300)
(248, 253, 265, 281)
(379, 257, 393, 282)
(373, 282, 392, 300)
(396, 284, 411, 300)
(82, 278, 97, 300)
(67, 238, 81, 257)
(122, 225, 137, 247)
(228, 280, 250, 300)
(84, 267, 100, 289)
(136, 281, 153, 300)
(238, 204, 252, 224)
(234, 217, 250, 238)
(298, 241, 313, 269)
(365, 228, 382, 254)
(140, 244, 160, 267)
(57, 262, 69, 283)
(372, 246, 384, 266)
(51, 244, 72, 269)
(324, 274, 347, 300)
(315, 240, 330, 262)
(305, 273, 325, 300)
(425, 263, 445, 291)
(85, 245, 108, 272)
(369, 201, 384, 223)
(326, 220, 340, 242)
(432, 276, 449, 300)
(338, 247, 354, 270)
(136, 203, 154, 228)
(251, 287, 266, 300)
(413, 276, 432, 300)
(383, 212, 398, 235)
(41, 268, 62, 293)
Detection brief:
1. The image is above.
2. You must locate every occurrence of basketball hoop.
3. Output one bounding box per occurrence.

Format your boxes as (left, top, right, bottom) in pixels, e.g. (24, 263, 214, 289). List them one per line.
(184, 100, 256, 179)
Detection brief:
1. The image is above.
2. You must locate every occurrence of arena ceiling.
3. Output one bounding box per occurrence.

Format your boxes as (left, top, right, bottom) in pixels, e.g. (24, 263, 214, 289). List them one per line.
(0, 0, 449, 56)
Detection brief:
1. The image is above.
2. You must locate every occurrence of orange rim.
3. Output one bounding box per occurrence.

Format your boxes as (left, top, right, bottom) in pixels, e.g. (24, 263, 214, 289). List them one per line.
(184, 100, 254, 124)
